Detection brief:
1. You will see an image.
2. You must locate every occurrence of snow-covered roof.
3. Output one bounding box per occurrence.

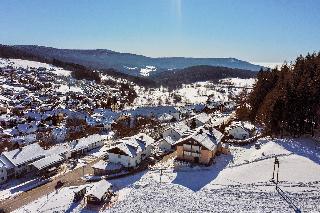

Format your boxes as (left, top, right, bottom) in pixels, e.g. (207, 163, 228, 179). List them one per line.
(172, 122, 190, 135)
(16, 122, 39, 134)
(160, 136, 176, 145)
(31, 154, 64, 170)
(193, 113, 211, 124)
(226, 121, 254, 133)
(71, 134, 106, 151)
(45, 144, 70, 156)
(1, 143, 45, 166)
(87, 108, 120, 126)
(92, 160, 123, 171)
(158, 113, 174, 121)
(123, 106, 179, 118)
(109, 133, 154, 158)
(0, 155, 15, 169)
(175, 128, 222, 151)
(86, 179, 112, 200)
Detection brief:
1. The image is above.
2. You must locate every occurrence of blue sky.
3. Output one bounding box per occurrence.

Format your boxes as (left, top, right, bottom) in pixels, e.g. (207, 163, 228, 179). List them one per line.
(0, 0, 320, 63)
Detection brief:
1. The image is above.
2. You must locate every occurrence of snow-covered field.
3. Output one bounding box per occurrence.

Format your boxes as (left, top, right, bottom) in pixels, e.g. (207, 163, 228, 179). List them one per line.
(251, 62, 284, 69)
(133, 78, 254, 106)
(15, 137, 320, 212)
(219, 77, 256, 88)
(0, 58, 71, 76)
(56, 84, 83, 94)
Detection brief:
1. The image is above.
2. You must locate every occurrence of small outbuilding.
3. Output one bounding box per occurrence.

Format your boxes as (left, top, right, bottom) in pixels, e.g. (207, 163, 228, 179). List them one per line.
(85, 179, 113, 205)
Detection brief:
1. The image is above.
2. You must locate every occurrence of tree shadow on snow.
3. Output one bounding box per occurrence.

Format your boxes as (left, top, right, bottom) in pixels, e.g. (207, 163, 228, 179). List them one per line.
(276, 137, 320, 164)
(172, 154, 233, 192)
(65, 201, 81, 213)
(108, 171, 147, 191)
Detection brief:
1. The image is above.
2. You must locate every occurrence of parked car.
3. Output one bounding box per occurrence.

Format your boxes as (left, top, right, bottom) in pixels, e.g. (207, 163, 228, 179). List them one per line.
(255, 142, 261, 149)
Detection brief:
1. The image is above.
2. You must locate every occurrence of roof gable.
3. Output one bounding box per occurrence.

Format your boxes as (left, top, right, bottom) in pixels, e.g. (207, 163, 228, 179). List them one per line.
(175, 128, 222, 151)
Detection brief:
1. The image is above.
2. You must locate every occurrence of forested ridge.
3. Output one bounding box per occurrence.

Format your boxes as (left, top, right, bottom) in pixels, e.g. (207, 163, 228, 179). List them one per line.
(238, 53, 320, 136)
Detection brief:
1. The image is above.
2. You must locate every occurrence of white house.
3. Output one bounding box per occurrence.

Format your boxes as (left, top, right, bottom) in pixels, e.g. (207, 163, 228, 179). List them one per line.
(162, 122, 190, 141)
(159, 122, 192, 153)
(0, 143, 46, 178)
(225, 121, 255, 140)
(107, 133, 154, 168)
(187, 112, 211, 128)
(70, 134, 106, 157)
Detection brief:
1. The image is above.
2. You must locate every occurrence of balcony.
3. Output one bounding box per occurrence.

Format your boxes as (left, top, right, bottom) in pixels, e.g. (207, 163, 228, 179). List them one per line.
(183, 144, 200, 152)
(183, 151, 201, 157)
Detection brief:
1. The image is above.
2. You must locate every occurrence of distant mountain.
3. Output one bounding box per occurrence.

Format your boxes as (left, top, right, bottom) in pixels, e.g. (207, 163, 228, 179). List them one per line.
(11, 45, 262, 76)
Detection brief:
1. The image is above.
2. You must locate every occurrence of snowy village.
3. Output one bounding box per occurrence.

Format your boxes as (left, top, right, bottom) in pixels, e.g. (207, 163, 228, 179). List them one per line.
(0, 56, 319, 212)
(1, 1, 320, 213)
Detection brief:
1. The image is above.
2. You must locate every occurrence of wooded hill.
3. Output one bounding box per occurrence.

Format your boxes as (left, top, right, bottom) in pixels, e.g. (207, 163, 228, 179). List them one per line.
(0, 44, 256, 89)
(151, 65, 256, 89)
(238, 53, 320, 136)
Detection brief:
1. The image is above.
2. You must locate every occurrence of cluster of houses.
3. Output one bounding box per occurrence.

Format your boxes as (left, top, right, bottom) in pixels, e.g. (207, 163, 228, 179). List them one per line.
(0, 108, 253, 185)
(1, 59, 253, 209)
(90, 112, 229, 178)
(0, 134, 106, 184)
(0, 63, 140, 146)
(0, 62, 237, 148)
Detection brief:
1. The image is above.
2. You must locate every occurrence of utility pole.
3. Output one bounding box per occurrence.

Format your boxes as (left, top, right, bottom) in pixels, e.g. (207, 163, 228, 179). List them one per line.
(159, 168, 164, 184)
(271, 157, 301, 213)
(272, 157, 280, 184)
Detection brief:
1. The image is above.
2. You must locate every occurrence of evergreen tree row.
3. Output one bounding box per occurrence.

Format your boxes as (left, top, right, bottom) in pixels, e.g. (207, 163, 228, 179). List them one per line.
(238, 53, 320, 137)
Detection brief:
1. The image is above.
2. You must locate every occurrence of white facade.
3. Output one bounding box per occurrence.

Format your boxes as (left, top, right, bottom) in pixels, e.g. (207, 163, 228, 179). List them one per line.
(108, 145, 152, 168)
(71, 134, 105, 154)
(107, 133, 154, 168)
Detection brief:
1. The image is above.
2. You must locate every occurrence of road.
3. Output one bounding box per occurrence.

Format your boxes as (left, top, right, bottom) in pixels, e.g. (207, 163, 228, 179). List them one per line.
(0, 156, 103, 212)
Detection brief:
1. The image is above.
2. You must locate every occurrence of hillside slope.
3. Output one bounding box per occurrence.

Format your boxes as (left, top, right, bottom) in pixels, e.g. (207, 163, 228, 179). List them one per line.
(12, 45, 262, 76)
(151, 65, 256, 89)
